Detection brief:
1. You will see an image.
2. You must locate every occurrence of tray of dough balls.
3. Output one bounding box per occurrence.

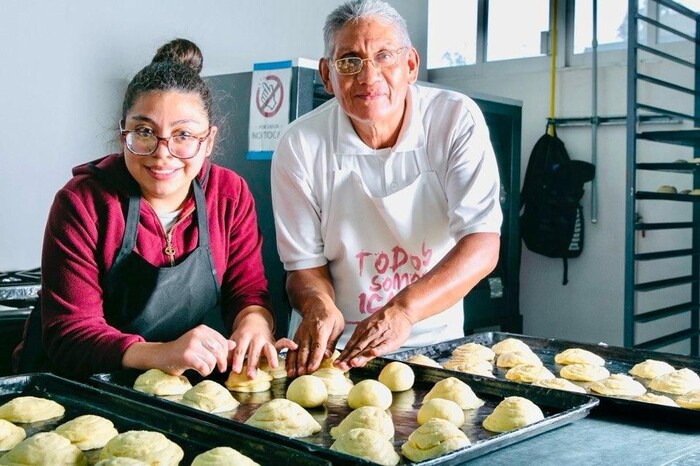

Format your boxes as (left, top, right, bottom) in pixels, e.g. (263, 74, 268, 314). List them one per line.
(386, 332, 700, 423)
(0, 372, 330, 466)
(89, 355, 597, 465)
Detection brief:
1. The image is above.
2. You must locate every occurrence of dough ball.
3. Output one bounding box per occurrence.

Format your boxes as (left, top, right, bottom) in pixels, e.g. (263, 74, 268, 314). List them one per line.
(656, 185, 677, 193)
(451, 343, 495, 361)
(559, 363, 610, 382)
(347, 380, 392, 410)
(633, 393, 679, 407)
(319, 350, 341, 369)
(98, 431, 183, 466)
(0, 396, 65, 423)
(258, 357, 287, 379)
(423, 377, 484, 410)
(192, 447, 259, 466)
(54, 414, 118, 450)
(649, 368, 700, 395)
(443, 359, 494, 378)
(378, 362, 415, 392)
(0, 420, 25, 451)
(405, 354, 442, 368)
(417, 399, 465, 427)
(444, 356, 492, 370)
(244, 399, 321, 438)
(446, 353, 493, 371)
(95, 458, 149, 466)
(482, 396, 544, 433)
(133, 369, 192, 396)
(0, 432, 86, 465)
(225, 367, 273, 393)
(286, 375, 328, 408)
(491, 338, 531, 355)
(675, 388, 700, 409)
(401, 418, 470, 462)
(589, 374, 646, 397)
(554, 348, 605, 366)
(496, 351, 542, 368)
(505, 364, 556, 383)
(330, 406, 394, 440)
(628, 359, 675, 379)
(330, 428, 399, 466)
(310, 368, 354, 396)
(181, 380, 240, 413)
(532, 377, 587, 394)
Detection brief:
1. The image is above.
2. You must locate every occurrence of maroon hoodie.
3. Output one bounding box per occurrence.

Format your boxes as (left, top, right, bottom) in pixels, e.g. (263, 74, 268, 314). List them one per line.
(38, 153, 270, 376)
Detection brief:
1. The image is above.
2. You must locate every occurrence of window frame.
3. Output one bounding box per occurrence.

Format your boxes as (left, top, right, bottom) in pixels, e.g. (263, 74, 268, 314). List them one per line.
(427, 0, 696, 81)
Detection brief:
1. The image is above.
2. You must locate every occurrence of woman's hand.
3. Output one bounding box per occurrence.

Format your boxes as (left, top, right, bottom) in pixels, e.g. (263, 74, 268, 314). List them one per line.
(229, 306, 279, 378)
(122, 325, 235, 377)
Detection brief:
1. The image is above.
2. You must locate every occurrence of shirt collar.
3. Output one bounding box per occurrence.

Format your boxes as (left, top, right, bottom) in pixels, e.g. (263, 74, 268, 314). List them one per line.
(335, 84, 424, 155)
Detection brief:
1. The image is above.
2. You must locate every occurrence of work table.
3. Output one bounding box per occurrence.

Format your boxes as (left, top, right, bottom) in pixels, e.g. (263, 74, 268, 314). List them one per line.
(471, 411, 700, 465)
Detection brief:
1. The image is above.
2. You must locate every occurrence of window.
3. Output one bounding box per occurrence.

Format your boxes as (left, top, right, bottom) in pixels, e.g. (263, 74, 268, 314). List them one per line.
(658, 0, 700, 43)
(427, 0, 699, 71)
(427, 0, 477, 69)
(428, 0, 549, 69)
(486, 0, 549, 61)
(573, 0, 638, 54)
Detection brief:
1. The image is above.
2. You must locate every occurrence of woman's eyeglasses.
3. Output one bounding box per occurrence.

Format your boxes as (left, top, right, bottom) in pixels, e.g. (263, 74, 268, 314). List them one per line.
(120, 123, 211, 160)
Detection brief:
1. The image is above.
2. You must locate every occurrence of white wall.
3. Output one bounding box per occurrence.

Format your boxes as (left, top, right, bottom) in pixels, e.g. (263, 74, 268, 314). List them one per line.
(430, 46, 696, 351)
(0, 0, 344, 270)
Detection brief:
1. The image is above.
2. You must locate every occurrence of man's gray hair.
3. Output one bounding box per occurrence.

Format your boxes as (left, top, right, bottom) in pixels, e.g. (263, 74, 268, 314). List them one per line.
(323, 0, 412, 57)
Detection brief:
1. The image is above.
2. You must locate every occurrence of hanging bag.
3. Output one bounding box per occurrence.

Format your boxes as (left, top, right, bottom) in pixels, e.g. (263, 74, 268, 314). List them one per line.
(520, 124, 595, 285)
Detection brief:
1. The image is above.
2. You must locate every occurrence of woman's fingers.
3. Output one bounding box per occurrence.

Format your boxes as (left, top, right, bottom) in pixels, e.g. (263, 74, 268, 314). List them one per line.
(229, 334, 252, 374)
(275, 338, 297, 352)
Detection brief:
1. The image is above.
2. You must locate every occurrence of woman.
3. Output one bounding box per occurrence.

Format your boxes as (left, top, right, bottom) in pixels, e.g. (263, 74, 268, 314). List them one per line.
(14, 39, 292, 378)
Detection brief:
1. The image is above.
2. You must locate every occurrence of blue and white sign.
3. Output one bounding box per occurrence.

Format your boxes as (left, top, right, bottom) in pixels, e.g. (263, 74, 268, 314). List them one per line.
(247, 60, 292, 160)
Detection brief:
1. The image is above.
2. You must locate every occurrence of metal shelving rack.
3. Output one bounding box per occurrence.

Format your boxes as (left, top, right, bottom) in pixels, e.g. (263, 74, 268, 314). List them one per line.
(625, 0, 700, 355)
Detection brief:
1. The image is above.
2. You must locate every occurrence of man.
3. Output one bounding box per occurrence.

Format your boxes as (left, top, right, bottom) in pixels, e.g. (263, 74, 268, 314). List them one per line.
(271, 0, 501, 377)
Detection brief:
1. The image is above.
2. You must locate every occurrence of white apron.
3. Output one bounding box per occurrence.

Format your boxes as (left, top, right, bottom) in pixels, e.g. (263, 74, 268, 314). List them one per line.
(288, 145, 464, 349)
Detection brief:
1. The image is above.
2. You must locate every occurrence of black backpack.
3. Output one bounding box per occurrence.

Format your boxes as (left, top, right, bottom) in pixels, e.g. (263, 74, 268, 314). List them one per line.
(520, 125, 595, 285)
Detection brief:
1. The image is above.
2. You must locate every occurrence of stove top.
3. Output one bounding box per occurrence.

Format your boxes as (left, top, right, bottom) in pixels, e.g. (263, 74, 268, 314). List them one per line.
(0, 268, 40, 302)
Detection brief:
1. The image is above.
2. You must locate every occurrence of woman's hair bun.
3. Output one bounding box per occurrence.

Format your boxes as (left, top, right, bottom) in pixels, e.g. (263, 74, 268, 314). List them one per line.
(152, 38, 203, 74)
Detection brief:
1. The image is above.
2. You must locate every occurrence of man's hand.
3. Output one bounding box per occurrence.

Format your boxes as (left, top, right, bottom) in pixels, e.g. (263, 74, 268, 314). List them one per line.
(287, 299, 345, 377)
(334, 306, 413, 371)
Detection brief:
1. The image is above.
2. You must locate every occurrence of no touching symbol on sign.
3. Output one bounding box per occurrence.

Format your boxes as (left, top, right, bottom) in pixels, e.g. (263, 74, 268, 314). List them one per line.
(255, 75, 284, 118)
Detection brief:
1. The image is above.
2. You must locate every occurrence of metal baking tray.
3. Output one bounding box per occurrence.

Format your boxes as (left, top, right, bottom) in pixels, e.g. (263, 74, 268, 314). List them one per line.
(386, 332, 700, 425)
(90, 358, 598, 465)
(0, 373, 329, 465)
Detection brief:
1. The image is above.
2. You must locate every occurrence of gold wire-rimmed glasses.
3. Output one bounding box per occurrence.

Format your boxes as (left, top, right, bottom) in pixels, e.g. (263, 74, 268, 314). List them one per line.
(330, 47, 407, 75)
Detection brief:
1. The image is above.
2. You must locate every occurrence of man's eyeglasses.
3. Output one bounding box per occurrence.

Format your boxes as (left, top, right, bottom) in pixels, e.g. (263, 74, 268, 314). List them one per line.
(120, 123, 211, 160)
(330, 47, 407, 75)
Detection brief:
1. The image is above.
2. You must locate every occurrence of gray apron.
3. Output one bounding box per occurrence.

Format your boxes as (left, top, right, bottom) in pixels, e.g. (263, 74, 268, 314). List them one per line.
(103, 174, 225, 341)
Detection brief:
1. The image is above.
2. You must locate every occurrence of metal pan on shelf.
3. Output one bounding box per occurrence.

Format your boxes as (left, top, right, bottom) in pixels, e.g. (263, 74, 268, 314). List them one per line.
(386, 332, 700, 425)
(90, 358, 597, 465)
(0, 372, 329, 466)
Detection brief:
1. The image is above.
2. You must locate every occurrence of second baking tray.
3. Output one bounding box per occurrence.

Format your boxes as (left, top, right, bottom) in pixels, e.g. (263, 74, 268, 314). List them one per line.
(91, 359, 598, 465)
(0, 373, 328, 465)
(386, 332, 700, 424)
